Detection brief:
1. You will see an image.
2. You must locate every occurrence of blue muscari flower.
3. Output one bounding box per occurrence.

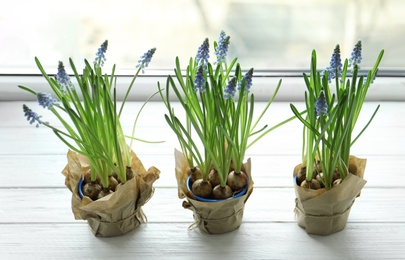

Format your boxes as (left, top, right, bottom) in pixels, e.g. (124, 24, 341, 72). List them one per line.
(37, 92, 57, 110)
(136, 48, 156, 73)
(238, 68, 254, 93)
(214, 31, 230, 65)
(224, 77, 237, 99)
(323, 44, 343, 83)
(363, 68, 379, 85)
(56, 61, 74, 92)
(196, 38, 210, 68)
(349, 40, 362, 68)
(194, 65, 206, 93)
(23, 104, 44, 128)
(94, 40, 108, 68)
(315, 91, 328, 117)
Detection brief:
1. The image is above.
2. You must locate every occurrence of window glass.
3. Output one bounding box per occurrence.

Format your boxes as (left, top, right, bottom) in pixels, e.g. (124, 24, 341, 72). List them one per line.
(0, 0, 404, 73)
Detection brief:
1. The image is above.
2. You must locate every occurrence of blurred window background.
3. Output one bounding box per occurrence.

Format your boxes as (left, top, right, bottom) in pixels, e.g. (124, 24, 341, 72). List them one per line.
(1, 0, 403, 74)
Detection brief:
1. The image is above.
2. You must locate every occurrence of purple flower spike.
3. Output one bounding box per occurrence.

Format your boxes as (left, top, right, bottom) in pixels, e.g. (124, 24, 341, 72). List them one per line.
(324, 44, 343, 83)
(196, 38, 210, 68)
(94, 40, 108, 68)
(136, 48, 156, 73)
(349, 40, 362, 68)
(194, 65, 206, 93)
(37, 92, 58, 110)
(23, 104, 44, 128)
(238, 68, 254, 93)
(224, 77, 237, 99)
(214, 31, 230, 65)
(56, 61, 74, 92)
(315, 91, 328, 117)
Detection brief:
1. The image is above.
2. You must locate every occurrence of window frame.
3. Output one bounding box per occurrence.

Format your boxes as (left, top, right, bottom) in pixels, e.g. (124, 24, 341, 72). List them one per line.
(1, 70, 404, 101)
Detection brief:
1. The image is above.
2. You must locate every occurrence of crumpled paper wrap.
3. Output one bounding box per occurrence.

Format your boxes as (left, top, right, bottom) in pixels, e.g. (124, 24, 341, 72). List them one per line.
(293, 155, 367, 235)
(62, 149, 160, 237)
(174, 149, 254, 234)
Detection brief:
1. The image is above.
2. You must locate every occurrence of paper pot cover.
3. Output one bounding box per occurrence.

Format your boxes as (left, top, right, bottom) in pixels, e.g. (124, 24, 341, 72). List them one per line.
(174, 149, 254, 234)
(293, 155, 367, 235)
(62, 149, 160, 237)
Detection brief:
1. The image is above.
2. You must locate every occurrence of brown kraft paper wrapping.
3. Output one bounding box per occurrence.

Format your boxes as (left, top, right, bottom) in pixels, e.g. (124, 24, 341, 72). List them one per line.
(62, 149, 160, 237)
(293, 155, 367, 235)
(174, 149, 254, 234)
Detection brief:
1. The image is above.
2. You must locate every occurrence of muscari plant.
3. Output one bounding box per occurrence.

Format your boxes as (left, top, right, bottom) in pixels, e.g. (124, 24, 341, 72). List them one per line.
(20, 40, 157, 199)
(159, 31, 294, 199)
(291, 41, 384, 188)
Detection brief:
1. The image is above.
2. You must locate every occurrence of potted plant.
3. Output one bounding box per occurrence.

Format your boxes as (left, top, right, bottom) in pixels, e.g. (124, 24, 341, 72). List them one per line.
(159, 31, 293, 234)
(290, 41, 384, 235)
(19, 40, 161, 237)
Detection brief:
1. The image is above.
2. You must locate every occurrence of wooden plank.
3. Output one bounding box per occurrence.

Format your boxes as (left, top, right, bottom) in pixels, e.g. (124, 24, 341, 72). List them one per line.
(1, 101, 405, 259)
(2, 101, 405, 157)
(1, 154, 404, 188)
(1, 223, 404, 259)
(0, 187, 404, 223)
(1, 122, 404, 156)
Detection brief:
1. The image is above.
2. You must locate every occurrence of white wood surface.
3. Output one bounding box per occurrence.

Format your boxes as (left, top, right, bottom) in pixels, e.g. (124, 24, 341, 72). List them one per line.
(1, 101, 404, 260)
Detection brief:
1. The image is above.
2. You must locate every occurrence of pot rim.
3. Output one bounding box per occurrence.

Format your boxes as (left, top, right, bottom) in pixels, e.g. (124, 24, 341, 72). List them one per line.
(78, 178, 85, 199)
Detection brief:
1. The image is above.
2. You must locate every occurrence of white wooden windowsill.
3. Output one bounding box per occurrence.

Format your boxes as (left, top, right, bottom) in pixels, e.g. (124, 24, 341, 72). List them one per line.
(2, 74, 405, 102)
(1, 101, 404, 259)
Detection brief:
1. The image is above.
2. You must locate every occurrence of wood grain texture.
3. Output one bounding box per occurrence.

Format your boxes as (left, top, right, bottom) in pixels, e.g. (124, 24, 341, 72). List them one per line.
(1, 223, 404, 260)
(0, 187, 404, 223)
(1, 101, 405, 259)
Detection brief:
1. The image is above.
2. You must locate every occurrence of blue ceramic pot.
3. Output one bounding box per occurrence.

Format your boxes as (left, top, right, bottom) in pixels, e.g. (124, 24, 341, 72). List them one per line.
(78, 178, 85, 198)
(294, 175, 299, 186)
